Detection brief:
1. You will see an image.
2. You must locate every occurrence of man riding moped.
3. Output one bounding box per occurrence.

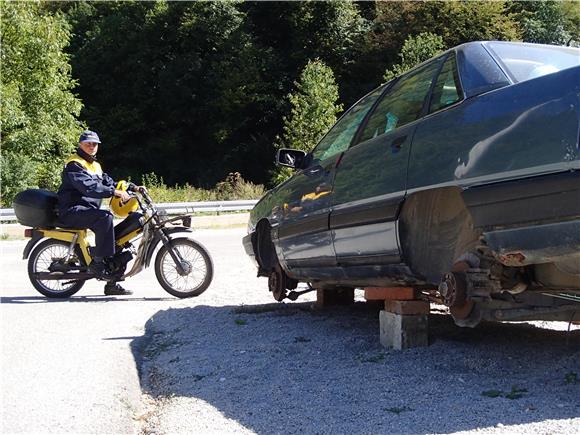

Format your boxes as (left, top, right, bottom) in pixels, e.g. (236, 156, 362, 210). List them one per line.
(57, 130, 145, 296)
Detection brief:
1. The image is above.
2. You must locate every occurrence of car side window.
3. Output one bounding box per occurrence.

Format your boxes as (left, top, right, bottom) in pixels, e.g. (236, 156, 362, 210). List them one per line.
(358, 60, 442, 143)
(429, 53, 462, 113)
(310, 86, 385, 162)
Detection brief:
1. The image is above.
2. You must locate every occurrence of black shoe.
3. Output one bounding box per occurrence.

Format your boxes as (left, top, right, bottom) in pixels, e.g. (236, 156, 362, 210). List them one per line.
(88, 258, 110, 279)
(104, 283, 133, 296)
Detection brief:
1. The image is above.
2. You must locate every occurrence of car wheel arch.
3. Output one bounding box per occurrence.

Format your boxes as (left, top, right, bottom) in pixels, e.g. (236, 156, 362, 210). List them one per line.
(399, 186, 481, 284)
(255, 219, 277, 274)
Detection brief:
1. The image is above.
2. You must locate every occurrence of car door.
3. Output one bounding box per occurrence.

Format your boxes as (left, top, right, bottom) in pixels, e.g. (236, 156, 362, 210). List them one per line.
(275, 86, 385, 269)
(330, 59, 444, 266)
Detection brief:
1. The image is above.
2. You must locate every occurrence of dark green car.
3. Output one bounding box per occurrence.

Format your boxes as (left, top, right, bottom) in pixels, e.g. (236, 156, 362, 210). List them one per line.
(243, 41, 580, 327)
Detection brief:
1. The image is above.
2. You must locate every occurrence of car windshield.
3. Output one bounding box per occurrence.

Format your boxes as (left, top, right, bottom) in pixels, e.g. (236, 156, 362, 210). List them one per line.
(486, 42, 580, 83)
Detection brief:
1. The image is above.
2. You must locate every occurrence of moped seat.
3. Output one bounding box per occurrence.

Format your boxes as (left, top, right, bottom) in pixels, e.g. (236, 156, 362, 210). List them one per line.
(54, 221, 86, 231)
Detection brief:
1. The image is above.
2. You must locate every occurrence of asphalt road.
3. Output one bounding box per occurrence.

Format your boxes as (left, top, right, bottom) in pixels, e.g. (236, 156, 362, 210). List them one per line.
(0, 228, 245, 434)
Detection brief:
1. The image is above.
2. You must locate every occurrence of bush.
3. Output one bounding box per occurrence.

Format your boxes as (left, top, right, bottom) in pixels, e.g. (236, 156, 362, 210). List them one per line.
(383, 32, 445, 82)
(1, 152, 39, 206)
(139, 171, 265, 203)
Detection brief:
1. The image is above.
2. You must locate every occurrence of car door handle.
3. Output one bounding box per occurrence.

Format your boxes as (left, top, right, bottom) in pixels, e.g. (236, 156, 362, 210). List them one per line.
(391, 135, 407, 149)
(305, 165, 323, 176)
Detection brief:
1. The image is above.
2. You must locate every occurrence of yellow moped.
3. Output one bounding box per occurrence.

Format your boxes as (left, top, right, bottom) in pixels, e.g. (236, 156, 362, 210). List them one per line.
(15, 188, 213, 298)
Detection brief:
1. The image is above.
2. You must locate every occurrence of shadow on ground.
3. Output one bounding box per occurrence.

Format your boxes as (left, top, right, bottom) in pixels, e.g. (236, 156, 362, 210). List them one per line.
(131, 302, 580, 434)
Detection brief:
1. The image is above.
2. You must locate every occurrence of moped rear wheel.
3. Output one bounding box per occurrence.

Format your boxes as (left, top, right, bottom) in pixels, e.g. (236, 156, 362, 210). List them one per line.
(28, 239, 85, 298)
(154, 237, 213, 298)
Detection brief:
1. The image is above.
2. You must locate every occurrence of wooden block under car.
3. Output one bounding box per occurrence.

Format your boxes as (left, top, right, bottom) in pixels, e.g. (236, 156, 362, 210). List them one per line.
(363, 287, 416, 301)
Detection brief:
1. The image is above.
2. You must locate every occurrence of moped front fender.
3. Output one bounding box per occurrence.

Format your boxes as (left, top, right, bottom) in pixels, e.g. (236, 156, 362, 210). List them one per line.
(144, 226, 193, 267)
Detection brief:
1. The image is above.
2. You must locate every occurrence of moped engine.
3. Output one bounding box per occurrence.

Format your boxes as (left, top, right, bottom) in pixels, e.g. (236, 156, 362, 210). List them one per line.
(109, 250, 133, 274)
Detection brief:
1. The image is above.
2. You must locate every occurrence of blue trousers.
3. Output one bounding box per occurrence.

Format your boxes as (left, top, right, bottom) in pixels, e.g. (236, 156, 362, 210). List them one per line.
(59, 207, 115, 258)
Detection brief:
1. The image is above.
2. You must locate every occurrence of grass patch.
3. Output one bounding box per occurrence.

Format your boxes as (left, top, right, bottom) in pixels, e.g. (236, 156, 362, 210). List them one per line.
(361, 353, 385, 363)
(141, 171, 265, 203)
(505, 386, 527, 400)
(565, 372, 578, 384)
(384, 406, 413, 415)
(234, 318, 247, 326)
(482, 389, 503, 398)
(482, 386, 527, 400)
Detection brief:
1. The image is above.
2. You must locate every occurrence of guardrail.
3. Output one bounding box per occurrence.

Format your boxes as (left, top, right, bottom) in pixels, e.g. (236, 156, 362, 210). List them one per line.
(0, 199, 259, 223)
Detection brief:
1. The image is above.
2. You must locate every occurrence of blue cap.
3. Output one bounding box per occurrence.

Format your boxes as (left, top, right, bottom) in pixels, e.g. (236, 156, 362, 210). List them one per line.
(79, 130, 101, 143)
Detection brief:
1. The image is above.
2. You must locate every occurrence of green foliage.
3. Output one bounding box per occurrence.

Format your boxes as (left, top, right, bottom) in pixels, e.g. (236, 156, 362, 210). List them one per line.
(0, 1, 82, 205)
(272, 59, 342, 184)
(371, 1, 519, 72)
(504, 386, 527, 400)
(565, 371, 578, 384)
(384, 406, 413, 415)
(482, 386, 528, 399)
(214, 172, 266, 201)
(5, 0, 578, 201)
(0, 152, 38, 207)
(509, 0, 576, 45)
(481, 389, 503, 398)
(139, 171, 265, 203)
(383, 32, 445, 82)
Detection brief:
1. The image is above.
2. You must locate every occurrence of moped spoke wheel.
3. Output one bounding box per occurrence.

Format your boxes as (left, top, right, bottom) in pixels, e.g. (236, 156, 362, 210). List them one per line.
(28, 239, 85, 298)
(154, 237, 213, 298)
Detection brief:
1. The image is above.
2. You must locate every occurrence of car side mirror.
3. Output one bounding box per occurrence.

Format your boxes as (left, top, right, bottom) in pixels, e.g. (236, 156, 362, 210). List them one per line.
(276, 148, 307, 169)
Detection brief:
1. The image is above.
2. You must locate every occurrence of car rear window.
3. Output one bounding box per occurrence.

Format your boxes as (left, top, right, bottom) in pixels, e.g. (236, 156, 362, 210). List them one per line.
(486, 42, 580, 83)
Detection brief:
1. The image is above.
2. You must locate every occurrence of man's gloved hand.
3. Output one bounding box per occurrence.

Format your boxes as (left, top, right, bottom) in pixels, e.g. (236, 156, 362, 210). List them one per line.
(114, 189, 132, 203)
(127, 183, 147, 194)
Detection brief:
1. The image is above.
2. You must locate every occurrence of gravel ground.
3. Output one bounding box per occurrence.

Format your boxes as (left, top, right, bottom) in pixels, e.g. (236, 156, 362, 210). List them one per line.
(134, 229, 580, 435)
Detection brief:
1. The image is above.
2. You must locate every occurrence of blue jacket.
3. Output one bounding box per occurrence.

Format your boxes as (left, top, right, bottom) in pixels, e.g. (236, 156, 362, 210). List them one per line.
(57, 148, 116, 215)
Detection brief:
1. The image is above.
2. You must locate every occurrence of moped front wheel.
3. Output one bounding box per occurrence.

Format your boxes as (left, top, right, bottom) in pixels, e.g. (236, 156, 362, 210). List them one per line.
(154, 237, 213, 298)
(28, 239, 85, 298)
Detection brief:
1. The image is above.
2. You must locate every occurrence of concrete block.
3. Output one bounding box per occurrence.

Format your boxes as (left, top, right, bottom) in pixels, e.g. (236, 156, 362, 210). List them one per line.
(364, 287, 416, 301)
(379, 310, 428, 350)
(316, 287, 355, 307)
(384, 300, 430, 315)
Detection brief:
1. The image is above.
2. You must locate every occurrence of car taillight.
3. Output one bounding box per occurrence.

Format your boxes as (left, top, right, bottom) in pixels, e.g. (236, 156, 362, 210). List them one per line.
(24, 229, 33, 238)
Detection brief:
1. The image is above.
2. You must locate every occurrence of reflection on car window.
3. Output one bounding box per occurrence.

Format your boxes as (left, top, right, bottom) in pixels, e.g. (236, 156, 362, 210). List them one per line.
(486, 42, 580, 82)
(311, 85, 385, 162)
(358, 60, 442, 143)
(429, 53, 461, 113)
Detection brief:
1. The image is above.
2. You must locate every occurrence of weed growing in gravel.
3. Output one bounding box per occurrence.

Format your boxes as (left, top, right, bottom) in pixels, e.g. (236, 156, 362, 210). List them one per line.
(505, 386, 527, 400)
(144, 336, 183, 358)
(361, 353, 385, 363)
(482, 389, 503, 398)
(482, 386, 527, 400)
(294, 336, 311, 343)
(565, 372, 578, 384)
(384, 406, 413, 415)
(234, 319, 247, 326)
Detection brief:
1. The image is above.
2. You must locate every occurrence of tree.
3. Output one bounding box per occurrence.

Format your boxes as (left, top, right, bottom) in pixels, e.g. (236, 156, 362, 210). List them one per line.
(63, 1, 280, 186)
(1, 1, 82, 206)
(370, 1, 519, 74)
(509, 0, 577, 45)
(383, 32, 445, 82)
(272, 59, 342, 184)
